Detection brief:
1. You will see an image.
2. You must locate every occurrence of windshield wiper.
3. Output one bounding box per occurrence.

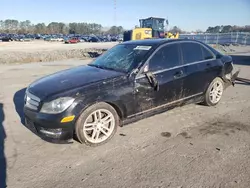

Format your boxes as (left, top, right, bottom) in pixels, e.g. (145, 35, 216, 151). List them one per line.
(88, 64, 121, 72)
(103, 66, 118, 71)
(88, 64, 106, 70)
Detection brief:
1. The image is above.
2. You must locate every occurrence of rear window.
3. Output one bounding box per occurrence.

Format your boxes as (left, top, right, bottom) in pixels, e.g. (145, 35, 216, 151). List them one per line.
(201, 45, 214, 60)
(204, 44, 222, 58)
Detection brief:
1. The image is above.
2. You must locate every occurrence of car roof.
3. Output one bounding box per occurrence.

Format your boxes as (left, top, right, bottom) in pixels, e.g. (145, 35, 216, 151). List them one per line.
(121, 38, 201, 46)
(141, 17, 165, 20)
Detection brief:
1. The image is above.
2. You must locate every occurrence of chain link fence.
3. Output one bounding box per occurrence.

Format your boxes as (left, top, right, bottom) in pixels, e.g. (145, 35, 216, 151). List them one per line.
(179, 32, 250, 45)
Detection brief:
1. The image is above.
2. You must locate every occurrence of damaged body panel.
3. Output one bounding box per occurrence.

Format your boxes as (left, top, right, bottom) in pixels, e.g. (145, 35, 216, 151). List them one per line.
(220, 55, 240, 88)
(23, 39, 239, 145)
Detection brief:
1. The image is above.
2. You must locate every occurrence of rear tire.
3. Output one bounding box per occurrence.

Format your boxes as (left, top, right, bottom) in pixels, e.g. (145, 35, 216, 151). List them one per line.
(75, 102, 119, 147)
(203, 77, 224, 106)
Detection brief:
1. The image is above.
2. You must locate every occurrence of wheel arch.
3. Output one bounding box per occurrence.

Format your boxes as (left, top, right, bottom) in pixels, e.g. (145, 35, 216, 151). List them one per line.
(73, 97, 127, 128)
(204, 75, 224, 93)
(104, 101, 125, 120)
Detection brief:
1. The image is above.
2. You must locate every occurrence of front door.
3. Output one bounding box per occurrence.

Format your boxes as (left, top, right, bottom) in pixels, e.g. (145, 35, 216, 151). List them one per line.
(134, 75, 156, 112)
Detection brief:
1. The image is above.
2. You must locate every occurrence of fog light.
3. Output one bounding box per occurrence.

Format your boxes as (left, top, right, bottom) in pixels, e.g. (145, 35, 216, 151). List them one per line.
(61, 115, 75, 123)
(39, 127, 62, 138)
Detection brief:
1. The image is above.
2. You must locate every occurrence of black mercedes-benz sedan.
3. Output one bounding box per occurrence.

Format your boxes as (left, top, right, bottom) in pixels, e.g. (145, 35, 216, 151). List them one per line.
(24, 39, 239, 146)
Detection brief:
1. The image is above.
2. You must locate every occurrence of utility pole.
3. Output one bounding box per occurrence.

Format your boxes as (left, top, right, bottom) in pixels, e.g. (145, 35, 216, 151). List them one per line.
(114, 0, 117, 26)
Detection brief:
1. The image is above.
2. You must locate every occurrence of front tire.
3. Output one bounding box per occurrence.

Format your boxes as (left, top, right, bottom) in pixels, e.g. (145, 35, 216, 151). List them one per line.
(203, 77, 224, 106)
(75, 102, 119, 147)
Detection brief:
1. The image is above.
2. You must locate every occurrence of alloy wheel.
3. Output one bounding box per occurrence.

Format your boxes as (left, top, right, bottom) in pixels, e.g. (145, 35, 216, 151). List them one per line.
(83, 109, 115, 144)
(209, 81, 223, 104)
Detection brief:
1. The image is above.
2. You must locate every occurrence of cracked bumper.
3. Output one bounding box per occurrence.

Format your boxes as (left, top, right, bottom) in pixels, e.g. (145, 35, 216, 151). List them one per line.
(224, 69, 240, 88)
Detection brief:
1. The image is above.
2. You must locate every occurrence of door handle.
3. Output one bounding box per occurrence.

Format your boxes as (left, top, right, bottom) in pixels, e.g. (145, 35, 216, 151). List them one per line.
(173, 70, 183, 79)
(206, 63, 211, 66)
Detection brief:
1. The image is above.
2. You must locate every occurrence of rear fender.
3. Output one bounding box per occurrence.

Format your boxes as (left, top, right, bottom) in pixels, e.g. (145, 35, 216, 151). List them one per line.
(221, 55, 233, 74)
(222, 70, 240, 89)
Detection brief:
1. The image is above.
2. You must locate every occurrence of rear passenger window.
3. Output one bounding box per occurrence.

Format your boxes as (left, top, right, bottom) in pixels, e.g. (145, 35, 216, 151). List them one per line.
(149, 44, 180, 72)
(201, 46, 214, 60)
(181, 42, 203, 64)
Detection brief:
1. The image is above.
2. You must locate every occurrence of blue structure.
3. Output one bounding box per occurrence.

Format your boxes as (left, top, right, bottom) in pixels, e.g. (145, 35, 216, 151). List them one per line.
(179, 32, 250, 45)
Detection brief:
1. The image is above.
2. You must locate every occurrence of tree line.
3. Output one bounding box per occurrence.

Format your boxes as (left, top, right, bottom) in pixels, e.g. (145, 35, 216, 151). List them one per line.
(0, 19, 124, 35)
(206, 25, 250, 33)
(168, 25, 250, 34)
(1, 19, 249, 35)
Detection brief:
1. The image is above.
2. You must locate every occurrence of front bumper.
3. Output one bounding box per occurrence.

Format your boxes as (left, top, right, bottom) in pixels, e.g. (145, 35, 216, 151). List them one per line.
(24, 107, 75, 143)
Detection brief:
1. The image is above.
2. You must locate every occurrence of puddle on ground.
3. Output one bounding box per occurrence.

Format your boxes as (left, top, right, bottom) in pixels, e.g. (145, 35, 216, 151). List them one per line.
(161, 132, 171, 138)
(199, 121, 250, 136)
(178, 132, 192, 139)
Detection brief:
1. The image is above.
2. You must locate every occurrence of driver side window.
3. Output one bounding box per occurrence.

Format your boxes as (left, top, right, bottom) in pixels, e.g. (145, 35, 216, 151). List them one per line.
(148, 44, 180, 72)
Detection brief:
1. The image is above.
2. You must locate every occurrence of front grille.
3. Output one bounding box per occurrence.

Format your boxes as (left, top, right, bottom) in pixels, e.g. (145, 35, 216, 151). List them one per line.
(25, 90, 41, 110)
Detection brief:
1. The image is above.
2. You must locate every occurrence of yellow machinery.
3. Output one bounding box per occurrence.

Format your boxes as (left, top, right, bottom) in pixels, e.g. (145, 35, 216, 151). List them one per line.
(165, 32, 179, 39)
(123, 17, 179, 42)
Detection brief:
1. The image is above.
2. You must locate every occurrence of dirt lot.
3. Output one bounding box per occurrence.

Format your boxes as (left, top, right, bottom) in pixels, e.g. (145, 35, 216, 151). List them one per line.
(0, 47, 250, 187)
(0, 41, 117, 64)
(1, 40, 250, 64)
(0, 40, 117, 52)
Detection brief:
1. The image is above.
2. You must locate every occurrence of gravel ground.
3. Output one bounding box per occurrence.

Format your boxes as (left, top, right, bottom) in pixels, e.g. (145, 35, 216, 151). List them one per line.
(0, 51, 250, 188)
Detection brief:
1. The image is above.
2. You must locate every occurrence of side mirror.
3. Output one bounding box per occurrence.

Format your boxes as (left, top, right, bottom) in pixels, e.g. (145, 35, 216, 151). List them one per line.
(145, 71, 159, 91)
(143, 64, 149, 73)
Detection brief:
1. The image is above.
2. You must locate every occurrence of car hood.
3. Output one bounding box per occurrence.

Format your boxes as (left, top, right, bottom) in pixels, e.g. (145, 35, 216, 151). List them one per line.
(28, 65, 125, 99)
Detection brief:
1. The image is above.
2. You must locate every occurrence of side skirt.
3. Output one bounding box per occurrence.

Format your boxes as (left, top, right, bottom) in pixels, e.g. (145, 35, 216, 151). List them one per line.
(121, 93, 204, 127)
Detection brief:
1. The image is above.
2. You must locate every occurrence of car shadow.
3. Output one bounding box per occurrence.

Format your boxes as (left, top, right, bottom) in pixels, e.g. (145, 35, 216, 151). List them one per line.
(13, 88, 26, 125)
(235, 77, 250, 86)
(0, 103, 7, 188)
(231, 55, 250, 66)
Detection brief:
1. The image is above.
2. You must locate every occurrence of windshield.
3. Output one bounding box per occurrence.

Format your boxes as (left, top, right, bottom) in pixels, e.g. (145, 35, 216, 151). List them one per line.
(89, 44, 153, 73)
(155, 19, 164, 31)
(141, 19, 152, 28)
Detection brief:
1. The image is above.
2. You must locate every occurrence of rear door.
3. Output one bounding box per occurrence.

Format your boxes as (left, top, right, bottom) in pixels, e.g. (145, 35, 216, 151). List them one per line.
(198, 44, 222, 91)
(180, 42, 212, 97)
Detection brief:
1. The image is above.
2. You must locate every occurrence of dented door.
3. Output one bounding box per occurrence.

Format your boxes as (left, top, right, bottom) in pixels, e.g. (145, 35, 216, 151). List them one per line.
(134, 75, 156, 112)
(134, 42, 185, 113)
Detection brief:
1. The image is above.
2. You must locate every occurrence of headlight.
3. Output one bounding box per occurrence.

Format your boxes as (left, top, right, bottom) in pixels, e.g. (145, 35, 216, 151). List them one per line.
(144, 30, 152, 35)
(40, 97, 75, 114)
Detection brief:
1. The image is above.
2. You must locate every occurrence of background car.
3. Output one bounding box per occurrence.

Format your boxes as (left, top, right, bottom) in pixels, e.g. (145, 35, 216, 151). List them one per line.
(64, 37, 80, 44)
(88, 36, 101, 42)
(1, 36, 14, 42)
